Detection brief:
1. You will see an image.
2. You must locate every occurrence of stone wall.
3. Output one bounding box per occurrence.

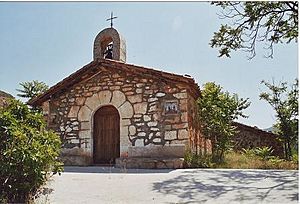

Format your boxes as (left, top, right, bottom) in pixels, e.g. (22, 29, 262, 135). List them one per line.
(43, 65, 194, 165)
(232, 122, 284, 157)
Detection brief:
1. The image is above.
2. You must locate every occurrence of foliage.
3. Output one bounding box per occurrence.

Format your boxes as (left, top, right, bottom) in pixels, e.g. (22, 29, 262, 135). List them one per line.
(0, 99, 62, 203)
(16, 80, 49, 101)
(260, 79, 298, 160)
(197, 82, 250, 163)
(216, 151, 297, 170)
(241, 148, 256, 157)
(253, 146, 274, 161)
(184, 150, 298, 170)
(210, 2, 298, 59)
(184, 150, 212, 168)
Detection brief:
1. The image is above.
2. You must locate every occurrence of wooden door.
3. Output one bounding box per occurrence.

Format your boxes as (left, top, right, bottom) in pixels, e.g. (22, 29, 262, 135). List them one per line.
(93, 106, 120, 164)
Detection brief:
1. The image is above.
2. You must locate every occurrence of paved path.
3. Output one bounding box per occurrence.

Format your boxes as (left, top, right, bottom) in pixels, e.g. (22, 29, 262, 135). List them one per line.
(37, 167, 298, 204)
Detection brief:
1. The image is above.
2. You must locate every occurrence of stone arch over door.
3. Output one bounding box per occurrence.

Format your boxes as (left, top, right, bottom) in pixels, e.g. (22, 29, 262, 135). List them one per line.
(76, 90, 134, 163)
(93, 105, 120, 164)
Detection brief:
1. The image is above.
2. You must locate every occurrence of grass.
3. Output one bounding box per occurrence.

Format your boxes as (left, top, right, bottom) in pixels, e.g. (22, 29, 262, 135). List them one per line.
(184, 150, 298, 170)
(215, 151, 298, 170)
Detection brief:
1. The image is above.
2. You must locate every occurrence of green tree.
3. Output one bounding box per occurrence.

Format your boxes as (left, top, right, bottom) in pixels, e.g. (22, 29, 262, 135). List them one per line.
(16, 80, 49, 101)
(197, 82, 250, 163)
(260, 79, 298, 160)
(210, 2, 298, 59)
(0, 99, 62, 203)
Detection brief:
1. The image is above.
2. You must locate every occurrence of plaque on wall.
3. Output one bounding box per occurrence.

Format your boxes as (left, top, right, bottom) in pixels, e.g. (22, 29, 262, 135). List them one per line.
(164, 101, 179, 114)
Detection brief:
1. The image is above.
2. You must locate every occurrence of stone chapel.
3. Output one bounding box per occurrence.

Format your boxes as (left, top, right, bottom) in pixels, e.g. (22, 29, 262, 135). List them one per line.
(29, 26, 211, 168)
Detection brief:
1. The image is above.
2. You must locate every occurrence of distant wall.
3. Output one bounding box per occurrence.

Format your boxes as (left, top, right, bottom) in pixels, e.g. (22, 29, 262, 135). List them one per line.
(232, 122, 284, 157)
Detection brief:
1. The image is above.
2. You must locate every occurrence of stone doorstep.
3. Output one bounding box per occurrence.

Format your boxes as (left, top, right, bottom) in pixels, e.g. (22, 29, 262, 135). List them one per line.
(115, 157, 184, 169)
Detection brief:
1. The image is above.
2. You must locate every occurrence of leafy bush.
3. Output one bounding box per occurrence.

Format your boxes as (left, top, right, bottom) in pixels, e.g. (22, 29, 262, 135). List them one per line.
(242, 148, 256, 157)
(184, 151, 212, 168)
(0, 99, 62, 203)
(254, 146, 274, 160)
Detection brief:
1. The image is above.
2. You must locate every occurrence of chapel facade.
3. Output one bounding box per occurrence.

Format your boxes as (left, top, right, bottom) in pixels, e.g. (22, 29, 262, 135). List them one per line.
(29, 27, 211, 168)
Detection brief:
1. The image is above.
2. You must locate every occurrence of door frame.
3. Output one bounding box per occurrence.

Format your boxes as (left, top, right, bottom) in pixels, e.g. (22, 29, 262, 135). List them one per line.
(92, 105, 120, 164)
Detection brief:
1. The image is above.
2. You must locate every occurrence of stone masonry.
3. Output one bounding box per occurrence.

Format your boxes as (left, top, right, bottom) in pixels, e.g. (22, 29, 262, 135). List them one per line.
(36, 59, 206, 165)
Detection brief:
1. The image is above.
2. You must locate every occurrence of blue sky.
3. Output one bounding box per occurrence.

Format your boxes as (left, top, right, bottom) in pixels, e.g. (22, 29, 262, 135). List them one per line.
(0, 2, 298, 129)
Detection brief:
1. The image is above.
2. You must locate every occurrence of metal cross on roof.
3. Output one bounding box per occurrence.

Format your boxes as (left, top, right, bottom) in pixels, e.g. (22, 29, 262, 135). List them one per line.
(106, 12, 118, 28)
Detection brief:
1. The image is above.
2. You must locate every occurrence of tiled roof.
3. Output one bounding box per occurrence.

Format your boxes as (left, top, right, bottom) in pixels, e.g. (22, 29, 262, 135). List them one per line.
(29, 59, 201, 105)
(233, 122, 278, 137)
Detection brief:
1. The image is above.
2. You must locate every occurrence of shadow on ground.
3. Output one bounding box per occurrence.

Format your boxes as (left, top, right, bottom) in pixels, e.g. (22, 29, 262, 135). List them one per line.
(152, 169, 299, 203)
(63, 166, 174, 174)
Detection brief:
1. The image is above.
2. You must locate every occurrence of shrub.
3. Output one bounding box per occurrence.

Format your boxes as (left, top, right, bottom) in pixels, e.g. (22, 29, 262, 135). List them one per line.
(0, 99, 63, 203)
(184, 151, 212, 168)
(253, 146, 274, 160)
(242, 148, 256, 157)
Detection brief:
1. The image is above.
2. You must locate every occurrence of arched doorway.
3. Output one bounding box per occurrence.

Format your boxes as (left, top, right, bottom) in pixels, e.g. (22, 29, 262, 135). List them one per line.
(93, 105, 120, 164)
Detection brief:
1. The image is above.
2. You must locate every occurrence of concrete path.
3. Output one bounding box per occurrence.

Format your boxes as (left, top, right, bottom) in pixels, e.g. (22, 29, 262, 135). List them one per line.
(37, 167, 298, 204)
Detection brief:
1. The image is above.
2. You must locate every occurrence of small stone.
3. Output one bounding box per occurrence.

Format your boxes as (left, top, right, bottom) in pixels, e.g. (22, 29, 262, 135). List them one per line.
(148, 97, 158, 102)
(149, 105, 156, 112)
(85, 93, 100, 110)
(78, 105, 92, 122)
(98, 90, 112, 104)
(172, 123, 188, 129)
(165, 130, 177, 140)
(129, 125, 136, 135)
(70, 139, 80, 144)
(79, 130, 90, 139)
(68, 106, 80, 118)
(153, 138, 161, 143)
(135, 139, 144, 147)
(81, 121, 90, 130)
(122, 87, 132, 92)
(112, 73, 120, 78)
(120, 119, 131, 127)
(173, 92, 187, 99)
(89, 86, 100, 92)
(136, 88, 143, 94)
(110, 86, 121, 90)
(156, 92, 165, 97)
(143, 115, 151, 121)
(120, 127, 128, 136)
(147, 121, 157, 127)
(115, 82, 123, 85)
(136, 83, 144, 88)
(181, 112, 188, 122)
(66, 127, 72, 133)
(126, 91, 135, 95)
(134, 102, 148, 114)
(119, 101, 134, 119)
(178, 129, 189, 139)
(128, 94, 142, 103)
(72, 121, 79, 125)
(111, 90, 126, 107)
(151, 127, 159, 131)
(137, 132, 146, 137)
